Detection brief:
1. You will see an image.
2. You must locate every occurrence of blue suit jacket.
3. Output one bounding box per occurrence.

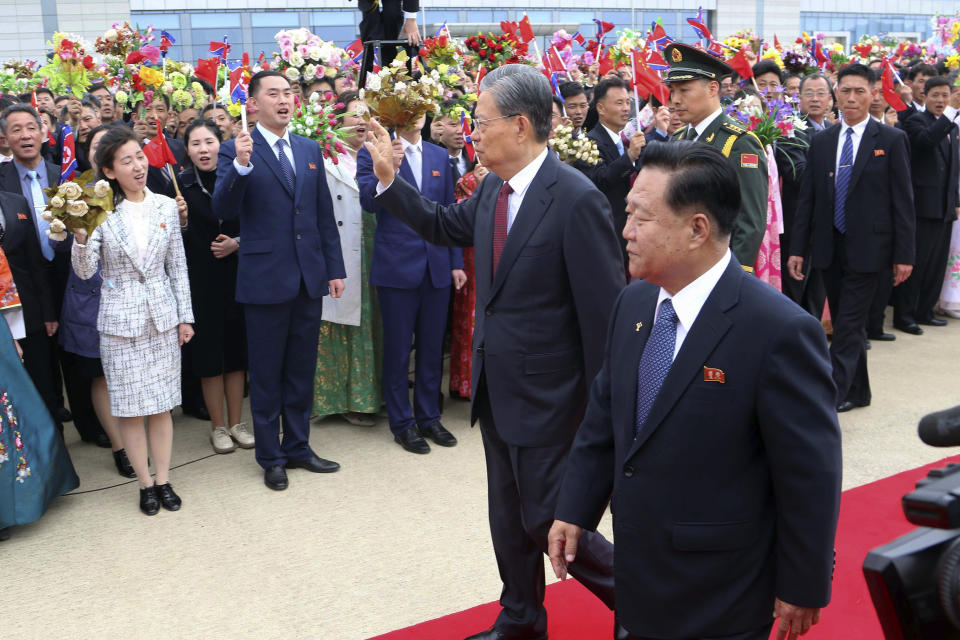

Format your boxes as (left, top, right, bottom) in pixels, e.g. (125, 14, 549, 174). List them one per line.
(357, 140, 462, 289)
(211, 128, 346, 304)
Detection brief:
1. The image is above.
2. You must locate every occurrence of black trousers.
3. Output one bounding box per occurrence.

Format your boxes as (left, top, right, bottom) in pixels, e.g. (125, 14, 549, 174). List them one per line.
(476, 378, 615, 636)
(358, 2, 405, 71)
(623, 622, 773, 640)
(894, 216, 953, 326)
(820, 232, 876, 406)
(867, 267, 893, 337)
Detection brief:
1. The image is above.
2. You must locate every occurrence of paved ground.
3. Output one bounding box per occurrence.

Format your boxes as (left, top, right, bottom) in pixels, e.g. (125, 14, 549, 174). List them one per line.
(6, 319, 960, 638)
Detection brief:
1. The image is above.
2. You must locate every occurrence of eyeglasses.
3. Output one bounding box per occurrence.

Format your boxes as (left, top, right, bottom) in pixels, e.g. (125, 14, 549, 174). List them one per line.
(472, 113, 519, 132)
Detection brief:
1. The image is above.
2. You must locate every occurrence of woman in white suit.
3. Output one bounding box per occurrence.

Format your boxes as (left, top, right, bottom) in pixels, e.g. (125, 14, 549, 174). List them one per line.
(312, 92, 382, 424)
(72, 126, 195, 516)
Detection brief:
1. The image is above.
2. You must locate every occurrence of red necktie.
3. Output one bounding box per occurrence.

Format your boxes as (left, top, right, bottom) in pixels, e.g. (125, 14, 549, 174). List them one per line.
(492, 182, 514, 276)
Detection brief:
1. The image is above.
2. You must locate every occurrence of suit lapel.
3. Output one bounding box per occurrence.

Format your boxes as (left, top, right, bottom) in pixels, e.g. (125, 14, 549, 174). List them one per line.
(109, 205, 143, 273)
(330, 158, 359, 192)
(488, 154, 557, 300)
(474, 175, 500, 296)
(624, 259, 742, 461)
(252, 128, 294, 198)
(847, 119, 878, 194)
(140, 193, 165, 270)
(292, 136, 308, 205)
(589, 128, 618, 162)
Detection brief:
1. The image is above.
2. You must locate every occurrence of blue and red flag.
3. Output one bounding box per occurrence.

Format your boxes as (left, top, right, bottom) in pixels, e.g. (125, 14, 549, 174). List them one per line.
(209, 36, 230, 62)
(344, 38, 364, 63)
(59, 124, 77, 184)
(460, 112, 475, 163)
(594, 19, 615, 44)
(881, 56, 907, 111)
(229, 53, 251, 104)
(571, 32, 585, 46)
(550, 73, 564, 101)
(642, 47, 670, 71)
(647, 22, 673, 52)
(372, 45, 382, 73)
(810, 38, 830, 69)
(160, 30, 175, 57)
(434, 22, 450, 38)
(687, 7, 712, 42)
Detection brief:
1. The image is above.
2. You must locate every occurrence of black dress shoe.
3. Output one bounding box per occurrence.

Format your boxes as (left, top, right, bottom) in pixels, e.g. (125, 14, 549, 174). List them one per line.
(55, 406, 73, 422)
(920, 317, 948, 327)
(113, 449, 136, 478)
(614, 619, 632, 640)
(868, 332, 896, 341)
(837, 399, 871, 413)
(864, 339, 871, 350)
(80, 432, 112, 448)
(156, 483, 182, 511)
(139, 486, 160, 516)
(395, 427, 431, 454)
(463, 628, 548, 640)
(419, 421, 457, 447)
(0, 527, 10, 541)
(264, 465, 288, 490)
(285, 454, 340, 473)
(895, 322, 924, 335)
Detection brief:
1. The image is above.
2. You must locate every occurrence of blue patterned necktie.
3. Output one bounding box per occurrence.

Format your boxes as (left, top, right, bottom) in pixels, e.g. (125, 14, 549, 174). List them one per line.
(275, 138, 294, 192)
(26, 170, 54, 261)
(635, 299, 680, 437)
(834, 128, 854, 234)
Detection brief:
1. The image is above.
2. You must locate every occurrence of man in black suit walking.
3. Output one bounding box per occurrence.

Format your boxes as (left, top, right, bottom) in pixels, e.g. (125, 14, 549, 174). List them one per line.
(894, 75, 959, 332)
(364, 64, 625, 640)
(789, 63, 915, 413)
(549, 141, 842, 640)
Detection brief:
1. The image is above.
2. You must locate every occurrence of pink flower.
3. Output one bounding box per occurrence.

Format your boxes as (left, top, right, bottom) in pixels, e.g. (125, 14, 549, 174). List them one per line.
(298, 45, 310, 57)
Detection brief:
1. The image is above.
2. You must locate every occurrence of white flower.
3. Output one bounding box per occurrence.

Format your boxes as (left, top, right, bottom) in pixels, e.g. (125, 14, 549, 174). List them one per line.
(291, 29, 308, 45)
(289, 52, 305, 68)
(305, 116, 315, 126)
(104, 28, 119, 42)
(303, 64, 317, 81)
(49, 218, 66, 232)
(46, 229, 68, 242)
(66, 200, 89, 217)
(59, 182, 82, 199)
(284, 67, 301, 82)
(49, 195, 65, 209)
(394, 81, 407, 92)
(318, 44, 333, 61)
(358, 89, 366, 100)
(308, 46, 322, 61)
(364, 74, 381, 91)
(93, 180, 110, 198)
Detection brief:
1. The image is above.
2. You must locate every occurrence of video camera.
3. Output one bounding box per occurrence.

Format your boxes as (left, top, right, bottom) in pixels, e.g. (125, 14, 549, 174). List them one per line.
(864, 406, 960, 639)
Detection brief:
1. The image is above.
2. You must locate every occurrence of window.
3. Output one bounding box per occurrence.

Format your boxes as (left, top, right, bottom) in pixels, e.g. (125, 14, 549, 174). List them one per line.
(190, 13, 241, 29)
(252, 12, 297, 28)
(800, 12, 933, 42)
(132, 13, 182, 59)
(192, 27, 244, 62)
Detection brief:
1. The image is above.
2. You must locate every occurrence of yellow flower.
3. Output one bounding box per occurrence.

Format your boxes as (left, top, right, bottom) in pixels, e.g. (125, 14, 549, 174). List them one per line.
(437, 63, 449, 75)
(138, 65, 165, 89)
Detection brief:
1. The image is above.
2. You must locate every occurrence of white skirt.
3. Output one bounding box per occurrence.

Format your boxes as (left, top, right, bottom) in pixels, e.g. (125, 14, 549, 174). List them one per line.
(100, 323, 181, 417)
(940, 219, 960, 312)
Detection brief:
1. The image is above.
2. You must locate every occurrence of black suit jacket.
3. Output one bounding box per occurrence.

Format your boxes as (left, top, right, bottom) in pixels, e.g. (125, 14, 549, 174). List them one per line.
(376, 150, 626, 446)
(357, 0, 418, 13)
(556, 259, 842, 638)
(0, 190, 57, 333)
(775, 129, 809, 250)
(791, 119, 915, 272)
(903, 110, 960, 221)
(576, 124, 637, 263)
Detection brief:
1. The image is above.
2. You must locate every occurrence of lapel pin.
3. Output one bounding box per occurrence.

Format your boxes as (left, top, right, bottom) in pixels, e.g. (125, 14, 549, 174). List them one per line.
(635, 322, 643, 331)
(17, 213, 28, 220)
(308, 162, 317, 169)
(874, 149, 885, 157)
(432, 169, 441, 177)
(703, 367, 725, 383)
(160, 222, 166, 230)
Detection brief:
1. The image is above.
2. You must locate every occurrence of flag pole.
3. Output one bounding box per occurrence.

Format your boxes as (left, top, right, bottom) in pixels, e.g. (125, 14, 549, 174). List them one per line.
(167, 164, 181, 197)
(241, 104, 248, 131)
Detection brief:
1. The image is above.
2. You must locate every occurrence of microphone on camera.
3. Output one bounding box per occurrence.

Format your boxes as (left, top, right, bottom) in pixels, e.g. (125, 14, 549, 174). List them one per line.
(918, 406, 960, 447)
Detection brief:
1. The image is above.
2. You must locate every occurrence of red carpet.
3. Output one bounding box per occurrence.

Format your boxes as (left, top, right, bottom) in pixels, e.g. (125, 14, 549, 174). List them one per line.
(371, 454, 960, 640)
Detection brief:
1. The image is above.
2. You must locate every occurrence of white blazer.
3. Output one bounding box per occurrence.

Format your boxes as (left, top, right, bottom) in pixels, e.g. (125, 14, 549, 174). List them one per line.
(72, 190, 194, 337)
(322, 157, 363, 326)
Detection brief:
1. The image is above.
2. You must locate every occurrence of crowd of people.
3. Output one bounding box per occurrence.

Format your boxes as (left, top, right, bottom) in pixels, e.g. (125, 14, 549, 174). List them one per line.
(1, 12, 959, 637)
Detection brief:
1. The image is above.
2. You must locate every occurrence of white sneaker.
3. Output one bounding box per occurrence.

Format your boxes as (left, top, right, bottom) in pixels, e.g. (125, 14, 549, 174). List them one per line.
(211, 426, 237, 454)
(343, 412, 377, 426)
(229, 422, 255, 449)
(944, 309, 960, 320)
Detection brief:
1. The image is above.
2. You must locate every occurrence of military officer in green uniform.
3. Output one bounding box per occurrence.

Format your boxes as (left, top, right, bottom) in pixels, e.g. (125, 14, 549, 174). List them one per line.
(664, 43, 768, 270)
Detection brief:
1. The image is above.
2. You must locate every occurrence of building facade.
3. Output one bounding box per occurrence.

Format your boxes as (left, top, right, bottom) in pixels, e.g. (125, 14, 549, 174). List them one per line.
(0, 0, 954, 62)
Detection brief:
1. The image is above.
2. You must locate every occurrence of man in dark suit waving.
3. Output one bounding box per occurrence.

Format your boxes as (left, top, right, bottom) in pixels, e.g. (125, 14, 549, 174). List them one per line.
(549, 141, 842, 640)
(364, 64, 625, 640)
(212, 71, 346, 490)
(788, 63, 915, 413)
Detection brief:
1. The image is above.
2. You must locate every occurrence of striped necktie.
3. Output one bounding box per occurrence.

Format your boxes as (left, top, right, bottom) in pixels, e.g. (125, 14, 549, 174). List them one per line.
(275, 139, 294, 193)
(634, 299, 679, 438)
(834, 128, 854, 234)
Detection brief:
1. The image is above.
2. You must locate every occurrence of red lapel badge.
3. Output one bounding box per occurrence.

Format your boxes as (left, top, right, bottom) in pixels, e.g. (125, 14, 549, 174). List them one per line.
(17, 213, 28, 220)
(703, 367, 725, 383)
(874, 149, 885, 157)
(432, 170, 441, 177)
(308, 163, 317, 169)
(160, 222, 167, 230)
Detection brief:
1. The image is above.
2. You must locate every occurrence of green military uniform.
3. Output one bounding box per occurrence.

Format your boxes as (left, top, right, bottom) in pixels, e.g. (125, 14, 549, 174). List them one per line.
(664, 44, 769, 270)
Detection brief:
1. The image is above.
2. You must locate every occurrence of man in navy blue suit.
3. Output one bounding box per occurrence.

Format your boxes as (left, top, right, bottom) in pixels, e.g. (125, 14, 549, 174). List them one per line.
(357, 115, 465, 454)
(549, 142, 842, 640)
(212, 71, 346, 490)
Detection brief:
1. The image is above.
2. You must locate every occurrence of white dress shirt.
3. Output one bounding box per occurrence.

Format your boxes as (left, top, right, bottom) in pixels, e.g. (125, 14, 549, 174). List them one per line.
(449, 150, 468, 176)
(601, 124, 624, 154)
(502, 147, 549, 233)
(400, 136, 423, 190)
(233, 123, 295, 175)
(836, 116, 870, 177)
(122, 196, 151, 264)
(654, 249, 732, 359)
(691, 107, 724, 140)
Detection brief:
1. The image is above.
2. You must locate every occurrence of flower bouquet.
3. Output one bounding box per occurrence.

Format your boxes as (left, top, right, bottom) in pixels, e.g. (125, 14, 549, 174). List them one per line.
(95, 22, 151, 58)
(549, 124, 600, 166)
(288, 91, 350, 163)
(168, 71, 207, 112)
(35, 32, 96, 98)
(273, 28, 347, 86)
(723, 29, 763, 54)
(41, 170, 114, 241)
(463, 32, 527, 71)
(360, 50, 444, 131)
(781, 48, 817, 76)
(0, 61, 38, 95)
(419, 34, 464, 71)
(725, 95, 808, 176)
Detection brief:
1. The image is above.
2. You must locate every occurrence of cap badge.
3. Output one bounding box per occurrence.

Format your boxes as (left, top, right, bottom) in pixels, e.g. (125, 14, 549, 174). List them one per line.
(672, 49, 683, 62)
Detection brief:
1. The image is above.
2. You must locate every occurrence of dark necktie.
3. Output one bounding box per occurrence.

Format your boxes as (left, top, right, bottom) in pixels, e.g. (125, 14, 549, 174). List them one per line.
(492, 182, 514, 276)
(834, 128, 854, 233)
(635, 299, 679, 438)
(449, 156, 461, 181)
(275, 138, 295, 193)
(685, 126, 697, 141)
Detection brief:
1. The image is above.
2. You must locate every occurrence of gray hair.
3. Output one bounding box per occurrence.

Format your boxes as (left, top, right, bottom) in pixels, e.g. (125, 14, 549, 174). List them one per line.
(0, 103, 43, 135)
(479, 64, 553, 143)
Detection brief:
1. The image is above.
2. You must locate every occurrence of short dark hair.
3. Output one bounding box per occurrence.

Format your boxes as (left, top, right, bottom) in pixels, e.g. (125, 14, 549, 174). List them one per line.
(0, 103, 42, 135)
(133, 93, 170, 111)
(54, 95, 69, 105)
(593, 77, 628, 104)
(80, 99, 100, 114)
(81, 93, 102, 109)
(82, 122, 116, 156)
(250, 70, 290, 97)
(94, 126, 142, 203)
(799, 73, 831, 94)
(837, 63, 874, 87)
(640, 141, 741, 237)
(783, 73, 802, 84)
(551, 95, 565, 114)
(925, 75, 952, 94)
(558, 81, 586, 101)
(35, 87, 54, 99)
(909, 63, 938, 80)
(305, 76, 335, 92)
(200, 103, 235, 120)
(752, 60, 783, 83)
